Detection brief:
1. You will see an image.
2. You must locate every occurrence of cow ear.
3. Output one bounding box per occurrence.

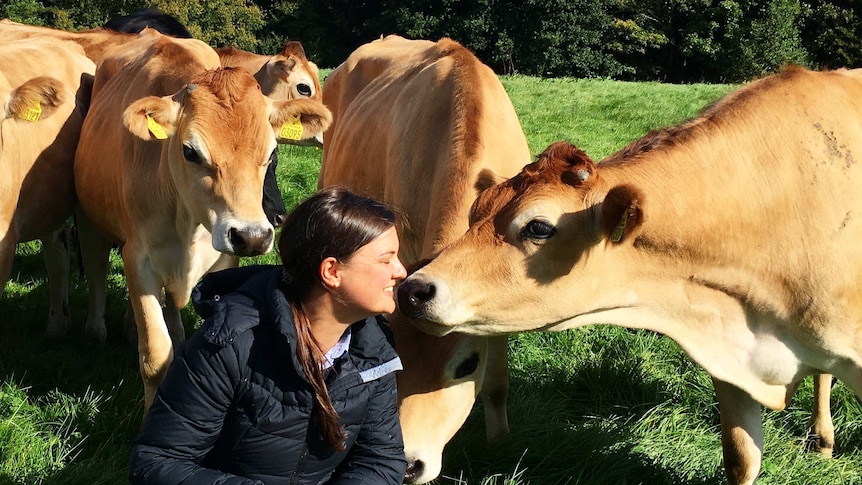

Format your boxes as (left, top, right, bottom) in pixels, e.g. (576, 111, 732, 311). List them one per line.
(601, 185, 644, 244)
(474, 168, 506, 195)
(282, 40, 307, 60)
(270, 98, 332, 143)
(5, 76, 65, 122)
(266, 57, 298, 82)
(123, 95, 179, 141)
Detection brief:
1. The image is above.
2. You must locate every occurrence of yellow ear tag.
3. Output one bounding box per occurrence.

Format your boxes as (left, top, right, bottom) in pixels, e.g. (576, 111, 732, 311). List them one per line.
(279, 114, 303, 141)
(147, 114, 168, 140)
(19, 101, 42, 122)
(610, 207, 632, 243)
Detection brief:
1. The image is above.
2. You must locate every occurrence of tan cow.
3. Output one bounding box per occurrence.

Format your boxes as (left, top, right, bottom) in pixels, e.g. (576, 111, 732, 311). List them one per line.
(218, 41, 322, 117)
(74, 29, 331, 411)
(0, 38, 95, 337)
(319, 35, 529, 483)
(397, 66, 862, 485)
(1, 19, 325, 334)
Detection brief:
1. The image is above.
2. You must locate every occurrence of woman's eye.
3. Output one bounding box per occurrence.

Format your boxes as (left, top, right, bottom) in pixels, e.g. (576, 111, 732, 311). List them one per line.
(183, 144, 202, 164)
(519, 220, 556, 241)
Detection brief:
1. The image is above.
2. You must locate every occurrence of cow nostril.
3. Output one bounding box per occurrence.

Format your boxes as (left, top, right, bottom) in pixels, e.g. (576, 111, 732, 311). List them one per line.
(410, 282, 435, 305)
(403, 459, 425, 483)
(397, 279, 436, 319)
(229, 228, 246, 252)
(272, 211, 287, 228)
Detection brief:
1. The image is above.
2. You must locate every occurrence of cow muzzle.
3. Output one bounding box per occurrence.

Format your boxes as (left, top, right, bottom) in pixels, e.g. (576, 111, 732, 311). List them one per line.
(229, 225, 274, 256)
(212, 219, 275, 256)
(397, 275, 457, 336)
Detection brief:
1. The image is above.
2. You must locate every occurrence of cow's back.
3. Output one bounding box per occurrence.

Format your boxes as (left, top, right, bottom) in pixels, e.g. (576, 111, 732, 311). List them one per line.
(0, 19, 136, 63)
(321, 35, 529, 261)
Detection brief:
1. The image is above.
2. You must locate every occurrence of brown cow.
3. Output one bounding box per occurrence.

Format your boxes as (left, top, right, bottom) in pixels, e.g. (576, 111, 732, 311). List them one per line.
(398, 66, 862, 485)
(319, 35, 529, 483)
(1, 19, 325, 333)
(0, 38, 95, 337)
(218, 41, 322, 142)
(73, 29, 331, 411)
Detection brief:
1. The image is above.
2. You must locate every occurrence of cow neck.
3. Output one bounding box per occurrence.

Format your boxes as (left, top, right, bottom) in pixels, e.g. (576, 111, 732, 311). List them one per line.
(595, 122, 801, 320)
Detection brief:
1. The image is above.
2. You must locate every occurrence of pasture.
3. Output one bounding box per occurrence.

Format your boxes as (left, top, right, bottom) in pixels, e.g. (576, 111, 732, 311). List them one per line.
(2, 74, 862, 484)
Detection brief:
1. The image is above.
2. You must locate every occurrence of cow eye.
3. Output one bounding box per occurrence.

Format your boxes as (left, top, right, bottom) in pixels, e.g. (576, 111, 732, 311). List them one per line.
(296, 83, 312, 97)
(520, 219, 556, 241)
(183, 144, 202, 164)
(454, 353, 480, 379)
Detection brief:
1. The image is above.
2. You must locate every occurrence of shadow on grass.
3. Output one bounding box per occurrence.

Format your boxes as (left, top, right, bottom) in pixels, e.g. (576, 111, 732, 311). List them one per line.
(1, 248, 144, 485)
(438, 331, 725, 485)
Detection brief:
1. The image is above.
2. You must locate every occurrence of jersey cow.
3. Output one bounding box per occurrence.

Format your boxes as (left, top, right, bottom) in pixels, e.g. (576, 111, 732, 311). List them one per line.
(319, 35, 530, 483)
(73, 30, 331, 411)
(0, 38, 95, 337)
(0, 17, 320, 227)
(398, 66, 862, 485)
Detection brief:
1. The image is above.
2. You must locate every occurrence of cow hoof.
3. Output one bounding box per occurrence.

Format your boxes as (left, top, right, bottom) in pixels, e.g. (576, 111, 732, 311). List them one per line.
(84, 325, 108, 344)
(45, 318, 70, 340)
(804, 432, 834, 458)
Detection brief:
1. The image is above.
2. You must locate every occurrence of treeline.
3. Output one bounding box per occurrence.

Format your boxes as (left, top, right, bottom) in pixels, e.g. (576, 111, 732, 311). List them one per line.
(4, 0, 861, 82)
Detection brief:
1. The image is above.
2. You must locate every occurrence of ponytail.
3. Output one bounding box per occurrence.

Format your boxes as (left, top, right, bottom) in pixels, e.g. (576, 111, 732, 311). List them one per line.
(292, 305, 347, 451)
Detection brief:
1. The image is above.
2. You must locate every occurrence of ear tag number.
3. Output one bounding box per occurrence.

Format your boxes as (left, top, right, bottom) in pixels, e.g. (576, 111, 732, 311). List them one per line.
(610, 208, 632, 243)
(20, 102, 42, 122)
(147, 115, 168, 140)
(279, 114, 303, 141)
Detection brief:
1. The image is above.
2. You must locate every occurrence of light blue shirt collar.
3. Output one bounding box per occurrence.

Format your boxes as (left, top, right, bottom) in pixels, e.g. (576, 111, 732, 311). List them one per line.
(322, 327, 351, 370)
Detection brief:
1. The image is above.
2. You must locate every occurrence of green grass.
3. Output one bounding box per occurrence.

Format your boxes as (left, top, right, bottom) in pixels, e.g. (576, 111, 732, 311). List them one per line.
(3, 75, 862, 485)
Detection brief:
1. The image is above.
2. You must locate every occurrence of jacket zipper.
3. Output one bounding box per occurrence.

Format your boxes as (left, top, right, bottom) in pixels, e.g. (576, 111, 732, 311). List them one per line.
(290, 442, 309, 485)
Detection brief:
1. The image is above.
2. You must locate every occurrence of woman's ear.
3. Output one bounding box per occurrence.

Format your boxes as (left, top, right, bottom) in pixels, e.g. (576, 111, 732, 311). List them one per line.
(319, 257, 341, 288)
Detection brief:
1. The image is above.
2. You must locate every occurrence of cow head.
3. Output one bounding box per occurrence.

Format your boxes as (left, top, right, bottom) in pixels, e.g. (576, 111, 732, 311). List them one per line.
(261, 41, 325, 147)
(123, 67, 332, 256)
(398, 141, 645, 335)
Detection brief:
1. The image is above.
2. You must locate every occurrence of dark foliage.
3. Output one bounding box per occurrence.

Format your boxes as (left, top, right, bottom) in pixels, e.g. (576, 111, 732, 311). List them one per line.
(3, 0, 859, 82)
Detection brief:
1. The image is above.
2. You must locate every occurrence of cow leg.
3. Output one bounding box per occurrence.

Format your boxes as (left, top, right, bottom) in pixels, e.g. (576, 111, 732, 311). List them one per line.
(123, 244, 173, 413)
(713, 378, 763, 485)
(163, 292, 186, 346)
(123, 298, 137, 344)
(76, 212, 112, 343)
(0, 223, 16, 298)
(42, 226, 72, 338)
(480, 335, 509, 442)
(806, 373, 835, 457)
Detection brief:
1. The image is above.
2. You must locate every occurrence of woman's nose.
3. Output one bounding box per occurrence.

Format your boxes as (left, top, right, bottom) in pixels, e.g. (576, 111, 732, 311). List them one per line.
(393, 258, 408, 279)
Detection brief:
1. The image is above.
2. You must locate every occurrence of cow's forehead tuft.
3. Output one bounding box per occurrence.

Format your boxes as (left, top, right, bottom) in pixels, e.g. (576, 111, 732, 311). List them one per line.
(190, 67, 261, 105)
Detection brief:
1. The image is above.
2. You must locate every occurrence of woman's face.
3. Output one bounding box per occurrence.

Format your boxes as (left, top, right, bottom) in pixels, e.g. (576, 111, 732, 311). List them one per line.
(335, 226, 407, 316)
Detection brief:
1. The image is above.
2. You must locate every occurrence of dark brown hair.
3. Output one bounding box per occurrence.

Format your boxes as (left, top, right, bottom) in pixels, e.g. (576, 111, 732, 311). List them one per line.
(278, 186, 396, 450)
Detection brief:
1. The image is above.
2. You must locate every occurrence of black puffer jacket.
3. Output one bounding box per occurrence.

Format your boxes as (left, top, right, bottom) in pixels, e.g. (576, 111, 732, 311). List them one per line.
(129, 265, 407, 484)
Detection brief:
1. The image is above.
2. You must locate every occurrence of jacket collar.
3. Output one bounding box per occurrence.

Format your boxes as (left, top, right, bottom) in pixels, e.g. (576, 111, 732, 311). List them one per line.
(192, 265, 401, 381)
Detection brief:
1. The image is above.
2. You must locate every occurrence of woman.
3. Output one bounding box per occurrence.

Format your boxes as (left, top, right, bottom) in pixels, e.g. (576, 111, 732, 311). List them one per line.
(129, 186, 409, 484)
